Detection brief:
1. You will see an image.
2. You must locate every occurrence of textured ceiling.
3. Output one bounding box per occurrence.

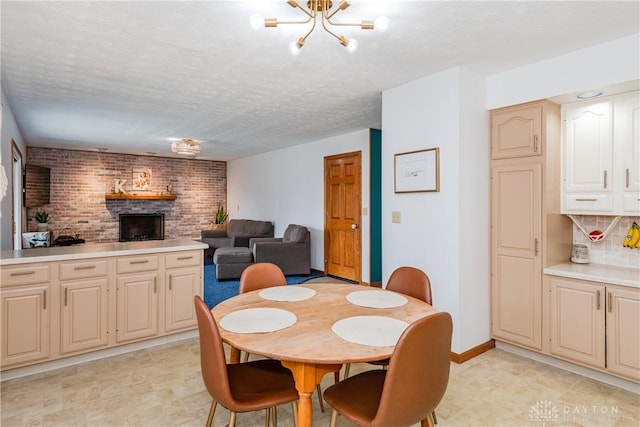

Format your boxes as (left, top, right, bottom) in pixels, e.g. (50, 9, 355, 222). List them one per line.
(1, 1, 638, 161)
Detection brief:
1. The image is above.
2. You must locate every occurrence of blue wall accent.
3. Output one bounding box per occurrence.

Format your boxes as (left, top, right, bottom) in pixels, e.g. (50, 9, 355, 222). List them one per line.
(369, 129, 382, 283)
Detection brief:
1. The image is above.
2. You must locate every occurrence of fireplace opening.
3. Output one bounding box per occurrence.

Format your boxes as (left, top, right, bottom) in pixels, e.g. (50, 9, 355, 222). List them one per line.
(119, 213, 165, 242)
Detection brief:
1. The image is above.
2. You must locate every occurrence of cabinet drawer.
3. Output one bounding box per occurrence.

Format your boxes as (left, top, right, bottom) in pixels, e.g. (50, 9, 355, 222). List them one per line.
(563, 194, 613, 213)
(60, 260, 108, 281)
(1, 265, 51, 287)
(166, 251, 201, 269)
(622, 193, 640, 214)
(117, 255, 159, 274)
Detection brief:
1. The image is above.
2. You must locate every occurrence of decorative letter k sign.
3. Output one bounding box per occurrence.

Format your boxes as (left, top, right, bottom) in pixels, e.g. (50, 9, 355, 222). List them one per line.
(115, 179, 127, 194)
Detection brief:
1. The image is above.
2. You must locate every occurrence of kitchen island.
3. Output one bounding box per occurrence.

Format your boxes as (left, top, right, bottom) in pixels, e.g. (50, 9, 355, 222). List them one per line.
(0, 239, 208, 378)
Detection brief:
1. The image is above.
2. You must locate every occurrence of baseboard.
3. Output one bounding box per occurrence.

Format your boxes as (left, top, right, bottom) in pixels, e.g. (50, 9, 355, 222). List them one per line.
(450, 339, 495, 363)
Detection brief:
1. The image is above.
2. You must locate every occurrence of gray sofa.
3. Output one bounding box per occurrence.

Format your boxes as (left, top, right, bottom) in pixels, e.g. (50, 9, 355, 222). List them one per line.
(250, 224, 311, 275)
(201, 219, 274, 254)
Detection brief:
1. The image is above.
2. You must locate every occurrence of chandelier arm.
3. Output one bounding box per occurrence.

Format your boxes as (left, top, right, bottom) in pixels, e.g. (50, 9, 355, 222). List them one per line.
(299, 14, 318, 43)
(325, 19, 369, 28)
(320, 17, 344, 43)
(275, 17, 314, 25)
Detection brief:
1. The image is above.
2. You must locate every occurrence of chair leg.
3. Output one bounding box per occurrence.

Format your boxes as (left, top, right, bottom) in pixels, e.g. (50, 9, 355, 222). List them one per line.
(206, 400, 217, 427)
(242, 351, 250, 363)
(273, 406, 278, 427)
(264, 408, 270, 427)
(432, 410, 438, 424)
(344, 363, 350, 379)
(421, 412, 435, 427)
(229, 411, 237, 427)
(291, 401, 298, 427)
(330, 410, 338, 427)
(316, 384, 325, 412)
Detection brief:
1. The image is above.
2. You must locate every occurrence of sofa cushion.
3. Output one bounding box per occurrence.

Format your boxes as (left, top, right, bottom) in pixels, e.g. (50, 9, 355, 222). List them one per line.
(214, 246, 253, 264)
(283, 224, 308, 243)
(245, 220, 270, 235)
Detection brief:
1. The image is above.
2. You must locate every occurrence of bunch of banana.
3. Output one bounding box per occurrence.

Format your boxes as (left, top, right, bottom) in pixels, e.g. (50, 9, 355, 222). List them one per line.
(622, 222, 640, 248)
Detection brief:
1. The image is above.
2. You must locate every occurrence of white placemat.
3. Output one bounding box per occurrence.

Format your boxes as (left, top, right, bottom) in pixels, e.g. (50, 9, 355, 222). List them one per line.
(219, 308, 297, 334)
(346, 290, 408, 308)
(259, 286, 317, 302)
(332, 316, 409, 347)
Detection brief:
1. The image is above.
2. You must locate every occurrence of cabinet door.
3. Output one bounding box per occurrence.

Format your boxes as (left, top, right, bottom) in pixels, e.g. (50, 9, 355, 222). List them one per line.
(60, 278, 109, 354)
(562, 101, 613, 195)
(1, 285, 50, 368)
(165, 267, 201, 332)
(490, 160, 542, 349)
(491, 104, 542, 159)
(116, 273, 158, 343)
(617, 92, 640, 214)
(606, 286, 640, 382)
(549, 277, 605, 369)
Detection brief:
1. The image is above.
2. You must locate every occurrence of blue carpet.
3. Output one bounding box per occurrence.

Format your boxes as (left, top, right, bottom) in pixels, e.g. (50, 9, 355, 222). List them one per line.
(203, 258, 324, 308)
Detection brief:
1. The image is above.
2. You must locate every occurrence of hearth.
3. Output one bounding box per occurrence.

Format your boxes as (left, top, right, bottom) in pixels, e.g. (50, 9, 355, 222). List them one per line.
(119, 213, 164, 242)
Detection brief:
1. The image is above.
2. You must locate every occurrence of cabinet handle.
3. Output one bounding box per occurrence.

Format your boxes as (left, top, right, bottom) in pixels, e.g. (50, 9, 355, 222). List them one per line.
(534, 238, 539, 256)
(534, 134, 539, 152)
(608, 292, 613, 313)
(130, 260, 149, 265)
(177, 256, 193, 260)
(626, 168, 630, 188)
(169, 275, 172, 291)
(153, 277, 157, 294)
(64, 288, 68, 306)
(10, 270, 35, 276)
(74, 265, 96, 270)
(43, 290, 47, 310)
(603, 170, 608, 189)
(596, 290, 601, 310)
(575, 198, 597, 202)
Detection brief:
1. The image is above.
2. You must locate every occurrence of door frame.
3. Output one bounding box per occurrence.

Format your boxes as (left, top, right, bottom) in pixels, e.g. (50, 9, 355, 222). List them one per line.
(11, 140, 23, 250)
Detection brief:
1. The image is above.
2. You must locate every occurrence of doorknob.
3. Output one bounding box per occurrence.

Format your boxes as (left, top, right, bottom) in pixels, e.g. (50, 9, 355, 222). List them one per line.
(351, 223, 358, 229)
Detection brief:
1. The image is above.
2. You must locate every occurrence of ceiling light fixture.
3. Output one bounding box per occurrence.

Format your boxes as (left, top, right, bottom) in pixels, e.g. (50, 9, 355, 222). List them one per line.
(251, 0, 388, 55)
(171, 138, 201, 156)
(577, 90, 603, 99)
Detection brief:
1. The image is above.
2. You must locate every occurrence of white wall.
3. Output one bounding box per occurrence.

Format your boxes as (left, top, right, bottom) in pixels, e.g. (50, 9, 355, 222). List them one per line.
(1, 90, 26, 251)
(227, 129, 372, 282)
(381, 66, 489, 354)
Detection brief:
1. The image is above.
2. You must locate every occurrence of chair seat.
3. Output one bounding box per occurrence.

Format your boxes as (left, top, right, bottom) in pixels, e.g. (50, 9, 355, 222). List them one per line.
(323, 370, 386, 425)
(227, 359, 299, 412)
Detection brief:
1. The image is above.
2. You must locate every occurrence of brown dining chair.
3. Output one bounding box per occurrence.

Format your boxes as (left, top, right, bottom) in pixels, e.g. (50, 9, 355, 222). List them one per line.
(324, 311, 453, 427)
(194, 295, 299, 427)
(237, 262, 328, 412)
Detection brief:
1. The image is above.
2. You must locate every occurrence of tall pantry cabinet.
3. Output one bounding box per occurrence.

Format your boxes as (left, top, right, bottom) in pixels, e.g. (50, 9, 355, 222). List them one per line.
(490, 100, 572, 351)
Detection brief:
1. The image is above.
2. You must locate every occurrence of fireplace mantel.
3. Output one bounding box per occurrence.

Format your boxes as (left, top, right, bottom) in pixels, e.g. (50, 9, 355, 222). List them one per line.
(105, 194, 177, 200)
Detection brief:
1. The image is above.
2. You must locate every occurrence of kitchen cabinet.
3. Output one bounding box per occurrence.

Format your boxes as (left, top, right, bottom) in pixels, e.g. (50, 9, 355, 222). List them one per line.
(562, 91, 640, 214)
(490, 100, 572, 352)
(116, 255, 160, 343)
(0, 264, 52, 368)
(59, 259, 110, 354)
(547, 275, 639, 383)
(164, 251, 202, 332)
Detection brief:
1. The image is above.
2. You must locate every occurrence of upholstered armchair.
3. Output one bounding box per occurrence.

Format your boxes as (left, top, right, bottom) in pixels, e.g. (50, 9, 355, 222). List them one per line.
(250, 224, 311, 275)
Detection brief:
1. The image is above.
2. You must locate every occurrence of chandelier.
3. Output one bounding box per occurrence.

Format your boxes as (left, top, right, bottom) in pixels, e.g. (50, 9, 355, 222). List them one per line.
(251, 0, 389, 55)
(171, 138, 201, 156)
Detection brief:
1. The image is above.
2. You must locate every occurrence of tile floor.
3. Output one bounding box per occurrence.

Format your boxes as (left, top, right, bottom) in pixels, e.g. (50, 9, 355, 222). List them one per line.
(1, 338, 639, 427)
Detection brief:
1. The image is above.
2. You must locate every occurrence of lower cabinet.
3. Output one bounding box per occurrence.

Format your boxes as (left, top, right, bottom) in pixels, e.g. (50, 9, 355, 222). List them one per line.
(164, 251, 202, 332)
(60, 278, 109, 354)
(116, 273, 159, 343)
(547, 275, 640, 382)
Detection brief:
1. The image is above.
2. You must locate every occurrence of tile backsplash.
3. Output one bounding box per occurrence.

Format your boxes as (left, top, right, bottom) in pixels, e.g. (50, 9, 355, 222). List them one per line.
(571, 215, 640, 268)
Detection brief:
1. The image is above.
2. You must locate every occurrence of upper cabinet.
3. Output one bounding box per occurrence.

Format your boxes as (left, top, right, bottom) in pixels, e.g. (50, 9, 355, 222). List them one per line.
(491, 104, 542, 159)
(562, 91, 640, 215)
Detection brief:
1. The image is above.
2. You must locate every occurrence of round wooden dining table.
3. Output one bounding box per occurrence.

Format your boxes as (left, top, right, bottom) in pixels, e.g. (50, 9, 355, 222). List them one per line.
(211, 282, 435, 427)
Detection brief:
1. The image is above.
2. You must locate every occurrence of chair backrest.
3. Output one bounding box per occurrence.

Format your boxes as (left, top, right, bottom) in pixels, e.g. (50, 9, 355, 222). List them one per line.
(374, 312, 453, 427)
(194, 295, 235, 407)
(386, 266, 433, 305)
(238, 262, 287, 293)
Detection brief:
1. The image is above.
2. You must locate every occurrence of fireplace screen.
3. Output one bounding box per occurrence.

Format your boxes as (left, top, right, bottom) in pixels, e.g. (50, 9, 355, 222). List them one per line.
(119, 213, 165, 242)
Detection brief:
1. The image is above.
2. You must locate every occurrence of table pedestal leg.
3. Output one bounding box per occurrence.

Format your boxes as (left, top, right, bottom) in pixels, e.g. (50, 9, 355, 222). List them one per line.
(282, 361, 342, 427)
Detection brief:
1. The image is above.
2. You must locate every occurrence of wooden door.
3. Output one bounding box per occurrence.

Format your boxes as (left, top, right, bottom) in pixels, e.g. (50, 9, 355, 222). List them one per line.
(165, 267, 200, 332)
(324, 152, 361, 282)
(116, 273, 159, 343)
(549, 277, 605, 369)
(606, 286, 640, 381)
(490, 159, 542, 349)
(60, 278, 109, 354)
(491, 104, 542, 159)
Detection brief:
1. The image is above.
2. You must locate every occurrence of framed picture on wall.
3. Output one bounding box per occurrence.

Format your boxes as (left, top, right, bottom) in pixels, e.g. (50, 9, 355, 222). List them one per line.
(394, 147, 440, 193)
(132, 168, 152, 191)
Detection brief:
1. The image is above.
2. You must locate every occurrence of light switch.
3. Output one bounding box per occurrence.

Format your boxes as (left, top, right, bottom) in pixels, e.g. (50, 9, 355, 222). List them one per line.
(362, 207, 368, 215)
(392, 211, 401, 223)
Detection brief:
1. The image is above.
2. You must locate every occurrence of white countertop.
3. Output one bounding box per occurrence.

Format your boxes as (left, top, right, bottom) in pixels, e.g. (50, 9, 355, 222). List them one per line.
(544, 262, 640, 288)
(0, 239, 208, 266)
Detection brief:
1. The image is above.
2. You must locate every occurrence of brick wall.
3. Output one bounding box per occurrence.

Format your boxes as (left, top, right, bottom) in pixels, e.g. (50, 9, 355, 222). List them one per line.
(26, 147, 226, 243)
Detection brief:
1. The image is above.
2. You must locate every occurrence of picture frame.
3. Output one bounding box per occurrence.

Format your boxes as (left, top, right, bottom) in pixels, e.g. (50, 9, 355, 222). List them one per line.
(394, 147, 440, 193)
(132, 167, 152, 191)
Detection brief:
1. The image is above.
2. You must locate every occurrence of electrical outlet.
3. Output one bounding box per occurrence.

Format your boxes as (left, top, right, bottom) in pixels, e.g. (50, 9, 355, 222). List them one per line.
(392, 211, 401, 223)
(362, 207, 368, 215)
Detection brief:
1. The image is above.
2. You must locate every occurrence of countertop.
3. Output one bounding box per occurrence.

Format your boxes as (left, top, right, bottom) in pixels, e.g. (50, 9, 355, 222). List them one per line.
(544, 262, 640, 288)
(0, 239, 208, 266)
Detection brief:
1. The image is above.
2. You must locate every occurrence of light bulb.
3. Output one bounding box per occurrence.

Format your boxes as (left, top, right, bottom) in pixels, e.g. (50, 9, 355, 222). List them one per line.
(346, 38, 358, 53)
(289, 40, 303, 55)
(249, 14, 264, 30)
(374, 16, 389, 31)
